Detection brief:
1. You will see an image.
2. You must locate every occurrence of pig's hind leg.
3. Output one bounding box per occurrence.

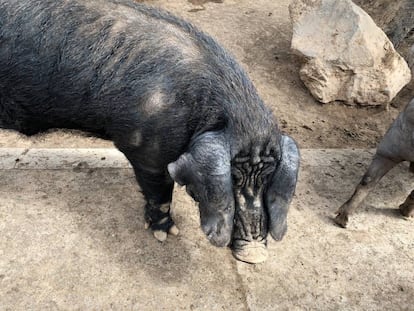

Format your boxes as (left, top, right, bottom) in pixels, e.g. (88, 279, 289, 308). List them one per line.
(409, 162, 414, 173)
(399, 190, 414, 217)
(335, 155, 399, 228)
(122, 151, 179, 242)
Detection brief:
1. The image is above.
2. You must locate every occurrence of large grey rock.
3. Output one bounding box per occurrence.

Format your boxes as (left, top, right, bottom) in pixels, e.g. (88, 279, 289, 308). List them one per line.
(290, 0, 411, 106)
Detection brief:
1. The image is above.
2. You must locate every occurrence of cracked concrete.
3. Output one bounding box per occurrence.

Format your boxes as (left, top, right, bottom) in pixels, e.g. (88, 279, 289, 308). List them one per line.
(0, 148, 412, 310)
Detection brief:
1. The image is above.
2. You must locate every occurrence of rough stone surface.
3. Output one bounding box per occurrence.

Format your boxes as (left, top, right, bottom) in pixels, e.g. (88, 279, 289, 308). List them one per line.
(290, 0, 411, 106)
(353, 0, 414, 47)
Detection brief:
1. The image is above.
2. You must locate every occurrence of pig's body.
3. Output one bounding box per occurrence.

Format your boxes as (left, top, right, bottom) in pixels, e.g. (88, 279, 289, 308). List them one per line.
(335, 98, 414, 227)
(0, 0, 238, 157)
(0, 0, 300, 263)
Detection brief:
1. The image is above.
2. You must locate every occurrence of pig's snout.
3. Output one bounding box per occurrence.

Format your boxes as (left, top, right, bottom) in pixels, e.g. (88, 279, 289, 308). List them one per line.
(231, 188, 269, 263)
(231, 239, 268, 264)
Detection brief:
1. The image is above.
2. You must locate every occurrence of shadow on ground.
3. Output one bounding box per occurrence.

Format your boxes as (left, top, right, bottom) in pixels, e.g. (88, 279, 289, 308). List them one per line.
(0, 168, 245, 310)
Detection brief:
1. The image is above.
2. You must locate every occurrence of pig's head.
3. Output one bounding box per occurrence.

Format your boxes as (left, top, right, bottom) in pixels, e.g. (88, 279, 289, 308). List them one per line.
(168, 131, 300, 263)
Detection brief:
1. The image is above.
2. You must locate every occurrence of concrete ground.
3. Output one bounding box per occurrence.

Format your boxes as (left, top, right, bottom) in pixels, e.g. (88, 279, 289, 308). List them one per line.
(0, 148, 413, 310)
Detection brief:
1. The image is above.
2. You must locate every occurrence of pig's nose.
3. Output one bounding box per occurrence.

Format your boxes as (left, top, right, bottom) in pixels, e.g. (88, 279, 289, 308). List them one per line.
(231, 239, 268, 264)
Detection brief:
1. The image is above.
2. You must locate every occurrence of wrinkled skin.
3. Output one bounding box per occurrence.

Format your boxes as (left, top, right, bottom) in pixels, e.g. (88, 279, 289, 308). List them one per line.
(0, 0, 300, 262)
(230, 135, 300, 263)
(335, 98, 414, 228)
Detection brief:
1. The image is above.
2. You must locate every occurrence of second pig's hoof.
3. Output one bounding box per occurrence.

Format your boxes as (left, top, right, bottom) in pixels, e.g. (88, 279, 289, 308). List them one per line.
(399, 203, 414, 218)
(334, 212, 349, 228)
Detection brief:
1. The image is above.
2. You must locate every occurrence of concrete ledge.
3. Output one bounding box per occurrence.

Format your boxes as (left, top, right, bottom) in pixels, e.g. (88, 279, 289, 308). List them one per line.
(0, 148, 131, 170)
(0, 147, 377, 170)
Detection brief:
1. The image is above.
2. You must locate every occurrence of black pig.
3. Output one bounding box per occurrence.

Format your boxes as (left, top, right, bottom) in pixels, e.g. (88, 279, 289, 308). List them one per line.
(0, 0, 300, 263)
(335, 98, 414, 228)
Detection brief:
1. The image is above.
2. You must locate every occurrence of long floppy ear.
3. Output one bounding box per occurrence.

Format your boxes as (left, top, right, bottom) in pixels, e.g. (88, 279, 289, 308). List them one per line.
(167, 131, 231, 184)
(167, 153, 193, 186)
(167, 131, 234, 247)
(265, 135, 300, 241)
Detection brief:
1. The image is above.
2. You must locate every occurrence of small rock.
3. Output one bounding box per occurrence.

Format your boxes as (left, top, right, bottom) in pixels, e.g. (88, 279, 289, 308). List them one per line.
(302, 125, 313, 131)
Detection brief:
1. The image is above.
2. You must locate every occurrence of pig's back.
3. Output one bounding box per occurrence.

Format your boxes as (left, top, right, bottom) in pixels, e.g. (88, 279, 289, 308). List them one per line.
(0, 0, 209, 135)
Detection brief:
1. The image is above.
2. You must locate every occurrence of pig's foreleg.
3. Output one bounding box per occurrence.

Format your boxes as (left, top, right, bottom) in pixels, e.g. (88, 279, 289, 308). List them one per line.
(335, 155, 399, 228)
(123, 152, 179, 241)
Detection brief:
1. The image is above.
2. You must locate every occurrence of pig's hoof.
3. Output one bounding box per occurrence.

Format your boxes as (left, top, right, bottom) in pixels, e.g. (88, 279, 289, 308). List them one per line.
(334, 212, 349, 228)
(399, 203, 414, 218)
(153, 230, 167, 242)
(145, 221, 179, 242)
(232, 241, 268, 264)
(169, 225, 180, 236)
